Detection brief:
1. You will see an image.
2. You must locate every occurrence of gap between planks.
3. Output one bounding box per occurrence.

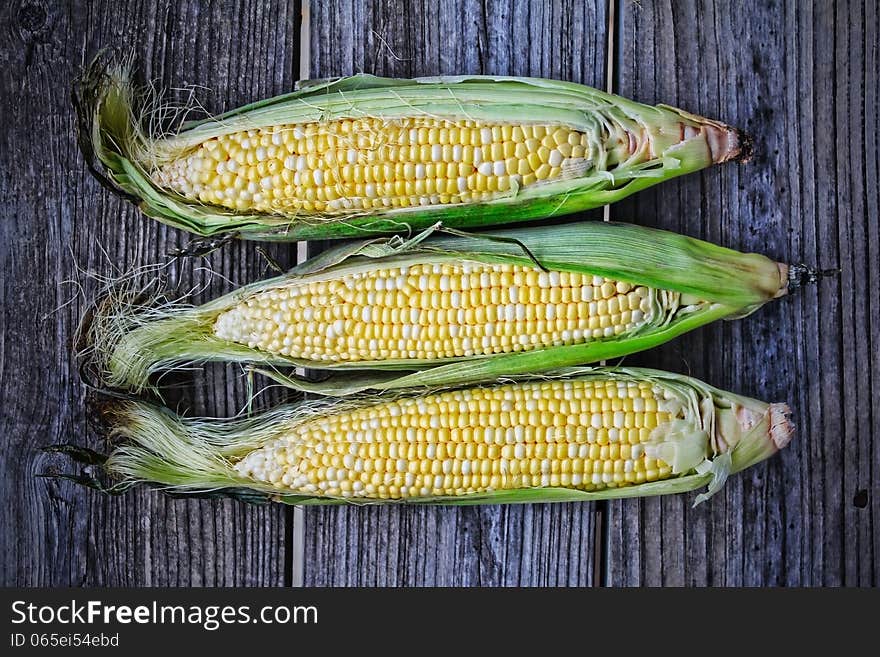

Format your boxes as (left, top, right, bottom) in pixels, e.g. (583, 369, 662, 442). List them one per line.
(288, 0, 311, 589)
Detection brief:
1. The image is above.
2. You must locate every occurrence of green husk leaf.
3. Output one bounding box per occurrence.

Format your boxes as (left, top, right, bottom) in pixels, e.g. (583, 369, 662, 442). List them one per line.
(75, 55, 750, 240)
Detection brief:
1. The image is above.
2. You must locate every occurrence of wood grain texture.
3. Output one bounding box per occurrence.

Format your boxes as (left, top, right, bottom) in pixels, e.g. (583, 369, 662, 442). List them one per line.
(606, 0, 878, 586)
(0, 0, 300, 586)
(303, 0, 609, 587)
(1, 0, 875, 588)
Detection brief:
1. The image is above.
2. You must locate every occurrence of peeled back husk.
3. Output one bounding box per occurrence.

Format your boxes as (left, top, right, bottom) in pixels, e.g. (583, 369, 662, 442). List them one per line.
(96, 367, 795, 507)
(75, 52, 751, 241)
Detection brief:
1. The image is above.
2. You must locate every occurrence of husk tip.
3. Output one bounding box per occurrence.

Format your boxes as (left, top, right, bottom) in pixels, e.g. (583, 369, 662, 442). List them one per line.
(768, 403, 795, 450)
(705, 124, 753, 164)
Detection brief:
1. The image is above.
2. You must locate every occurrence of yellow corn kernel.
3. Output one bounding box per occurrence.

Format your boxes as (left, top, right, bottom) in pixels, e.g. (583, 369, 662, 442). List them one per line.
(233, 378, 677, 499)
(214, 262, 660, 363)
(152, 118, 592, 215)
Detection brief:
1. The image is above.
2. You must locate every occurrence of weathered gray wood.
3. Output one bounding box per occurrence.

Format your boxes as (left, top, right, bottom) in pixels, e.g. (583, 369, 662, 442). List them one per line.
(606, 0, 879, 586)
(2, 0, 875, 589)
(303, 0, 608, 587)
(0, 0, 300, 586)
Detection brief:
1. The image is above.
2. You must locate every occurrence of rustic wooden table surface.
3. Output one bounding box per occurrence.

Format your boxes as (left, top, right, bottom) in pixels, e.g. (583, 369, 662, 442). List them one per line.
(1, 0, 877, 586)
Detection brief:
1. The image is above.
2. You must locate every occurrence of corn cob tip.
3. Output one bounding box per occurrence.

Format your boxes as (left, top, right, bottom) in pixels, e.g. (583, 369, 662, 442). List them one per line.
(768, 403, 795, 450)
(774, 262, 791, 297)
(671, 105, 752, 164)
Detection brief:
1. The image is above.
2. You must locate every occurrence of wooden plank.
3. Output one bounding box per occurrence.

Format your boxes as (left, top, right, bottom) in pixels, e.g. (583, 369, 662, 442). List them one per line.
(0, 0, 300, 586)
(303, 0, 608, 586)
(606, 0, 879, 586)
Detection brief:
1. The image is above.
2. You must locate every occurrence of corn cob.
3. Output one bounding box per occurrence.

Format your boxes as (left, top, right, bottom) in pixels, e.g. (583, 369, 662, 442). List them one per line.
(102, 368, 794, 505)
(213, 261, 658, 362)
(75, 53, 750, 240)
(85, 221, 790, 396)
